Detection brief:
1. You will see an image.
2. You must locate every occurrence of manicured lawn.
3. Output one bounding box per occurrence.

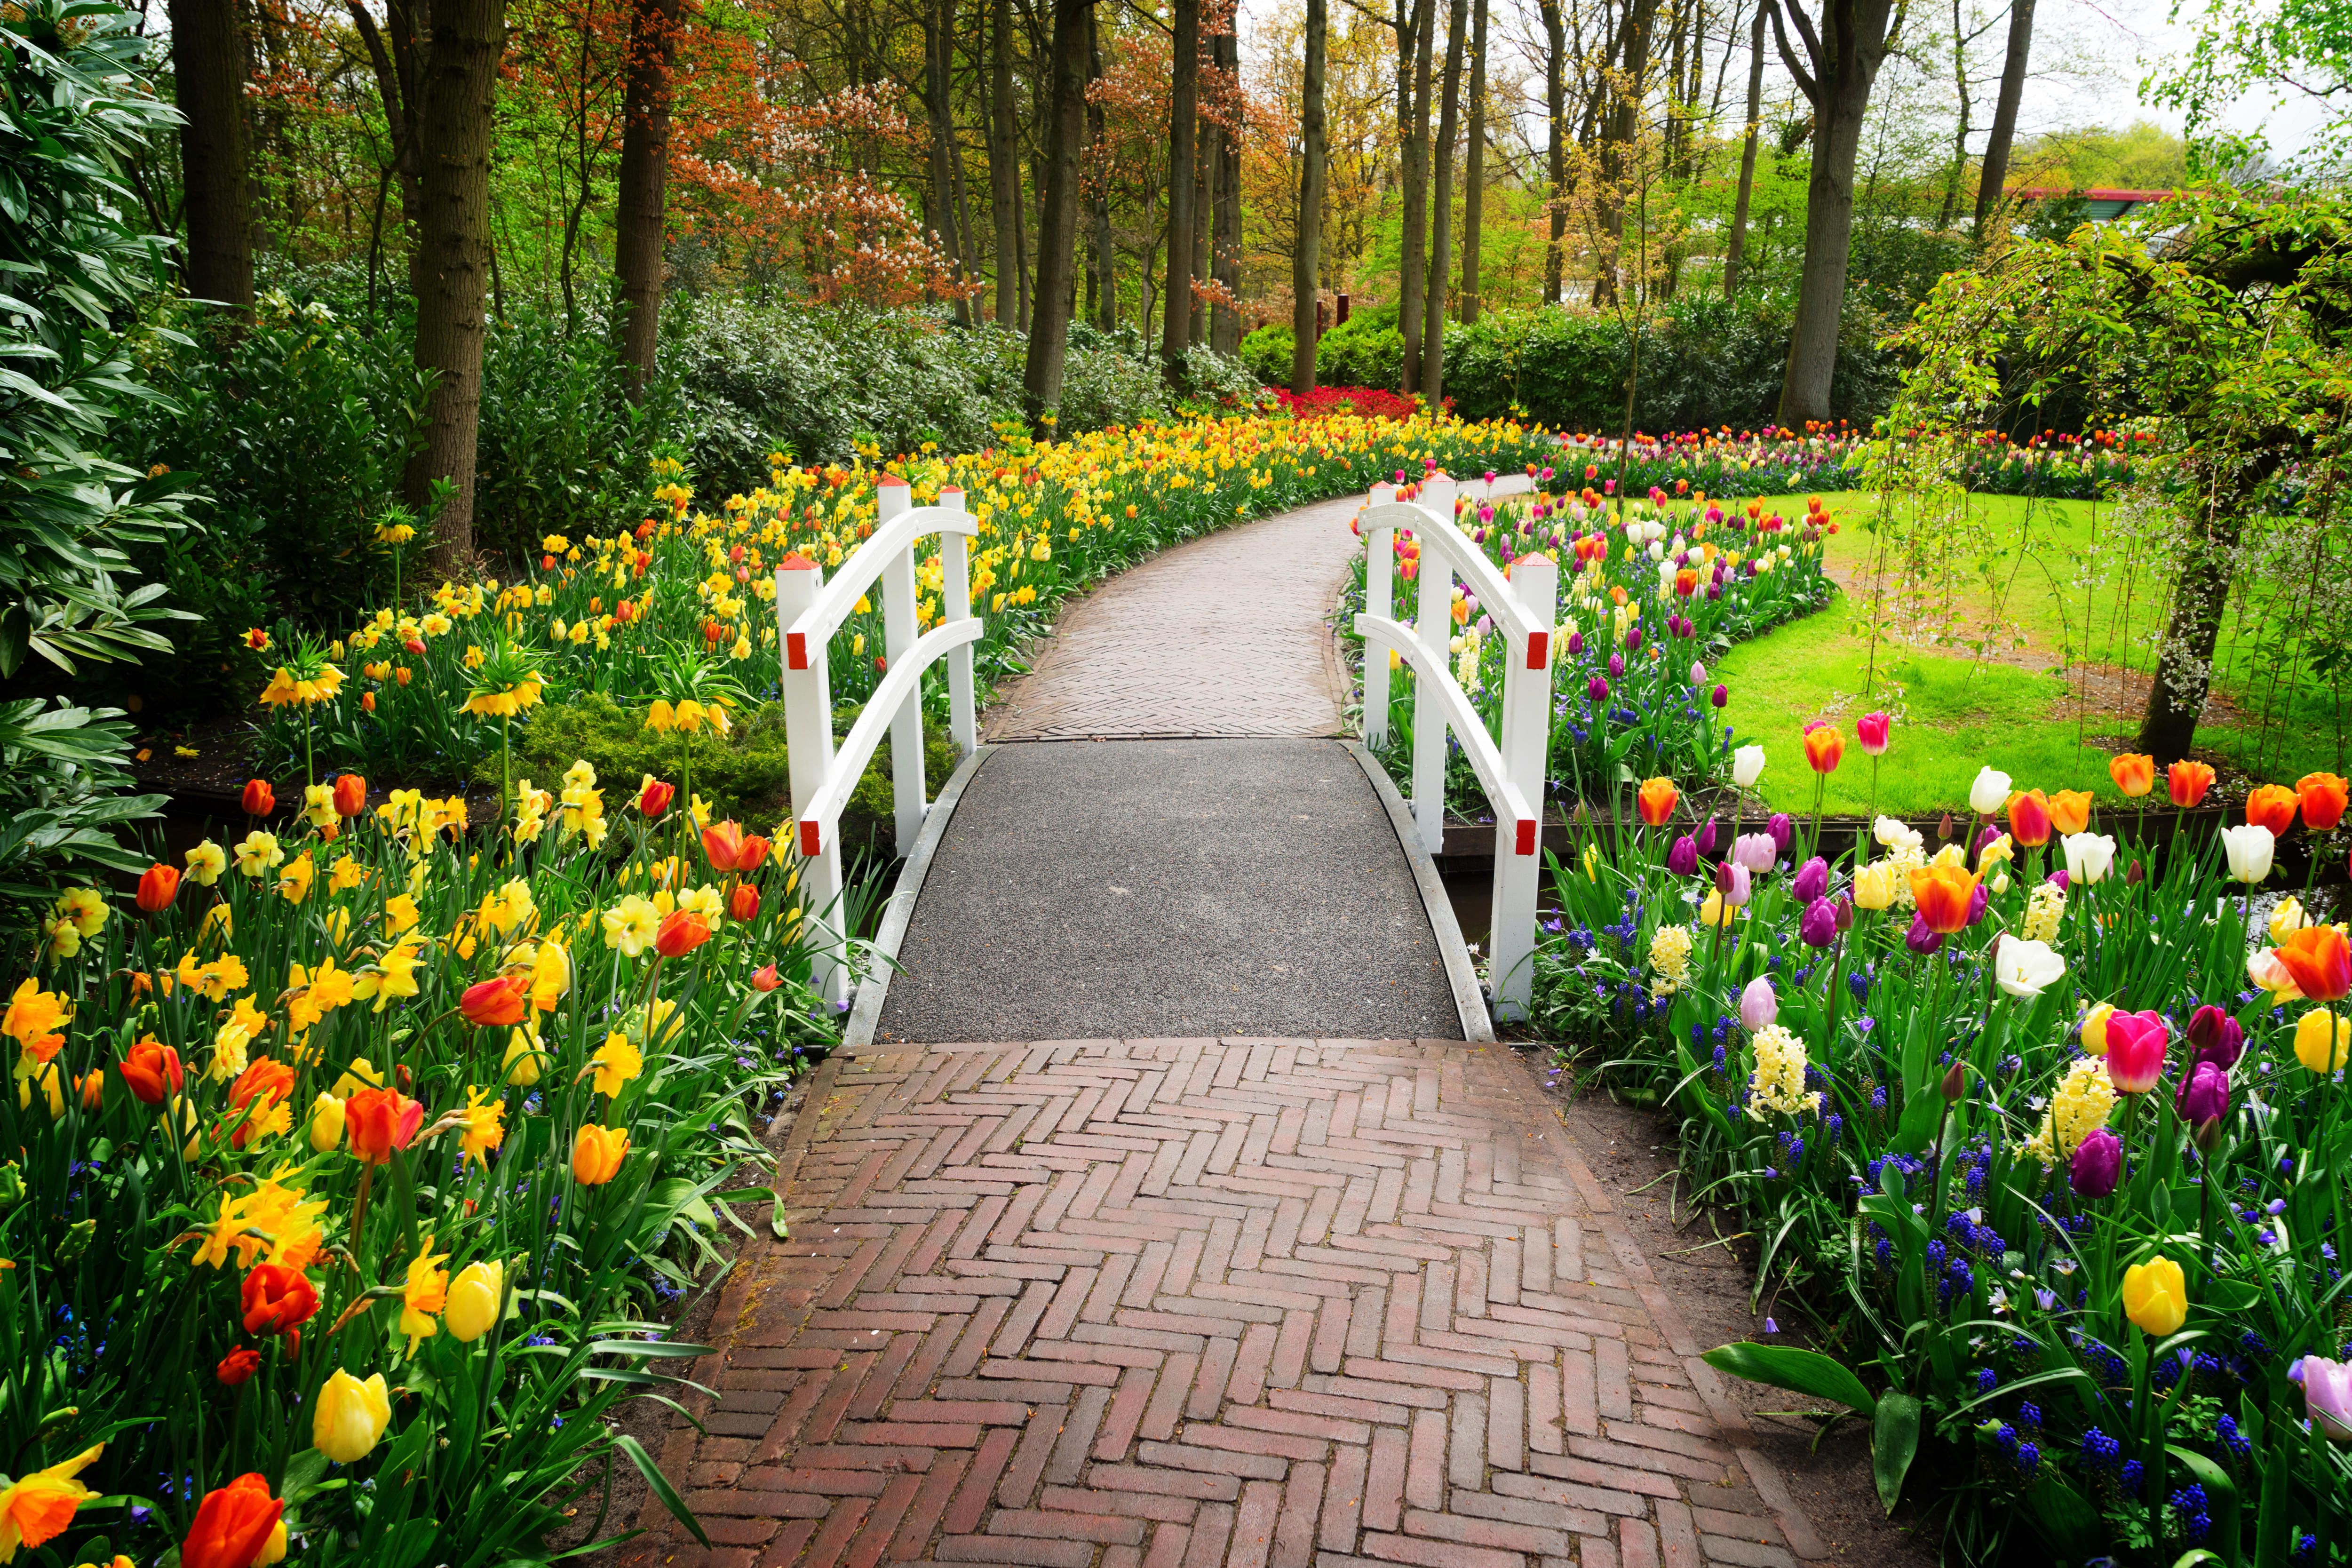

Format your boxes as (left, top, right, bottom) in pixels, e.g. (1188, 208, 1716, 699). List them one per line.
(1710, 490, 2348, 814)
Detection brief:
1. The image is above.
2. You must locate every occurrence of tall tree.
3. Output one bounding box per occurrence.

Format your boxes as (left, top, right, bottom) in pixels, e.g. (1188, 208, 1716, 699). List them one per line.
(1972, 0, 2037, 239)
(1593, 0, 1660, 308)
(1291, 0, 1327, 394)
(1458, 0, 1487, 323)
(1209, 22, 1241, 352)
(1724, 0, 1767, 295)
(923, 0, 974, 323)
(1423, 0, 1467, 400)
(1024, 0, 1092, 426)
(1089, 2, 1118, 329)
(1396, 0, 1433, 392)
(405, 0, 509, 568)
(1161, 0, 1200, 372)
(1539, 0, 1566, 304)
(613, 0, 683, 392)
(990, 0, 1022, 325)
(1771, 0, 1898, 423)
(171, 0, 254, 313)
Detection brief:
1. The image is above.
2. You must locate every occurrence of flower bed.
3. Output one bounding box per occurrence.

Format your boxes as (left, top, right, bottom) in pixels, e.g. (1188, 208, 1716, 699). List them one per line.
(1548, 424, 2148, 500)
(1529, 745, 2352, 1562)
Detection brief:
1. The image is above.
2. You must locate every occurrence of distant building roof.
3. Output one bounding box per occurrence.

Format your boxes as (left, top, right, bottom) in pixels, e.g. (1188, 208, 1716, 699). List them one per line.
(2011, 187, 2174, 221)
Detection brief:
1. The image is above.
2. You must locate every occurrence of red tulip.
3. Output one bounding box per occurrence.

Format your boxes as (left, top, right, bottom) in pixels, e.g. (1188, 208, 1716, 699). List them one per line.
(655, 910, 711, 957)
(137, 862, 181, 912)
(460, 975, 531, 1028)
(751, 963, 782, 992)
(2298, 772, 2349, 833)
(120, 1037, 183, 1105)
(241, 779, 275, 817)
(2168, 759, 2215, 808)
(736, 832, 772, 871)
(2006, 789, 2052, 848)
(344, 1086, 424, 1164)
(332, 772, 367, 817)
(638, 778, 675, 818)
(216, 1346, 262, 1386)
(181, 1472, 284, 1568)
(240, 1261, 320, 1335)
(2274, 924, 2352, 1003)
(729, 883, 760, 921)
(701, 820, 746, 871)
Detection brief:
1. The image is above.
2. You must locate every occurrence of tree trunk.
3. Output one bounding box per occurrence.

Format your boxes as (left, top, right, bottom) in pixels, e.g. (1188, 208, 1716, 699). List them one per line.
(1089, 3, 1117, 329)
(1398, 0, 1433, 393)
(1972, 0, 2035, 239)
(613, 0, 682, 393)
(1540, 0, 1565, 305)
(1459, 0, 1487, 323)
(991, 0, 1021, 326)
(1191, 120, 1211, 346)
(405, 0, 508, 571)
(1292, 0, 1328, 395)
(1423, 0, 1467, 402)
(172, 0, 255, 313)
(1024, 0, 1092, 427)
(1593, 0, 1659, 309)
(1724, 0, 1765, 296)
(2137, 465, 2251, 764)
(1210, 25, 1242, 353)
(1772, 0, 1893, 424)
(924, 0, 974, 323)
(1161, 0, 1200, 374)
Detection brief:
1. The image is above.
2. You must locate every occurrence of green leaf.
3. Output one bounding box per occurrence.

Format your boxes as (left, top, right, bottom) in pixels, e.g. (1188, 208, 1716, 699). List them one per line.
(2023, 1472, 2102, 1560)
(1891, 1089, 1944, 1154)
(1871, 1390, 1920, 1513)
(615, 1433, 709, 1547)
(1701, 1343, 1876, 1415)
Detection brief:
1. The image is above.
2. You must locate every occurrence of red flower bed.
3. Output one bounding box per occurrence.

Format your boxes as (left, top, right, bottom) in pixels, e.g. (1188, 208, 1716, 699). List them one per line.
(1270, 386, 1453, 420)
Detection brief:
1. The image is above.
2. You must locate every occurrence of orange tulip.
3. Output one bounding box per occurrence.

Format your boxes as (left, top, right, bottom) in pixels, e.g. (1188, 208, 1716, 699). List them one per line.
(229, 1059, 297, 1148)
(1909, 864, 1980, 934)
(655, 910, 712, 957)
(2048, 789, 2094, 836)
(2006, 789, 2052, 848)
(332, 772, 367, 817)
(1636, 776, 1678, 826)
(2109, 753, 2155, 797)
(730, 883, 760, 921)
(181, 1473, 283, 1568)
(573, 1122, 630, 1184)
(344, 1086, 424, 1164)
(1802, 723, 1844, 774)
(120, 1037, 183, 1104)
(137, 862, 181, 913)
(700, 820, 747, 871)
(2296, 773, 2348, 833)
(241, 779, 275, 817)
(460, 975, 530, 1028)
(241, 1260, 320, 1335)
(77, 1070, 103, 1111)
(736, 833, 772, 872)
(2168, 760, 2215, 808)
(2274, 924, 2352, 1003)
(2247, 784, 2299, 836)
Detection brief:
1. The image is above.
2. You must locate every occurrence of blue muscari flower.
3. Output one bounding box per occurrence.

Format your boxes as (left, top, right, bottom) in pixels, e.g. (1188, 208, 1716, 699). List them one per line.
(1994, 1422, 2020, 1457)
(2217, 1414, 2249, 1458)
(1823, 1114, 1843, 1147)
(2169, 1484, 2210, 1543)
(1712, 1044, 1727, 1076)
(1692, 1022, 1706, 1045)
(1975, 1367, 1998, 1395)
(2079, 1428, 2120, 1469)
(1871, 1084, 1888, 1110)
(2016, 1440, 2040, 1478)
(2298, 1532, 2320, 1560)
(2121, 1459, 2145, 1496)
(1848, 969, 1872, 1000)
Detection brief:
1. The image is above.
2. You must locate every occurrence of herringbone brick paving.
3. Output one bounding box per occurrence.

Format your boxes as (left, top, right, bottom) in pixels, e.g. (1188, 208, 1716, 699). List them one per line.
(620, 1040, 1827, 1568)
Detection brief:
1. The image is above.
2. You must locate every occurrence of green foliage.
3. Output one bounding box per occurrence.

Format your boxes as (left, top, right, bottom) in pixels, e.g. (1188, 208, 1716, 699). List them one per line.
(1241, 323, 1294, 386)
(0, 696, 165, 905)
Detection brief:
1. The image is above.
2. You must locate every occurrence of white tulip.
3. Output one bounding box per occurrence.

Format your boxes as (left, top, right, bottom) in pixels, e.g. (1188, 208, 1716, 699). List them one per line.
(1647, 541, 1666, 561)
(2221, 823, 2275, 884)
(1874, 815, 1923, 851)
(1732, 745, 1767, 787)
(1994, 936, 2068, 998)
(2061, 831, 2117, 886)
(1969, 766, 2013, 816)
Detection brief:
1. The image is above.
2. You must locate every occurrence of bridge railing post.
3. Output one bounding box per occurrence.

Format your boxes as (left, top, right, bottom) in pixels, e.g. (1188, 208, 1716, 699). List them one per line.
(777, 553, 848, 1004)
(1410, 477, 1458, 856)
(876, 478, 928, 852)
(938, 486, 977, 756)
(1361, 482, 1395, 750)
(1489, 551, 1556, 1021)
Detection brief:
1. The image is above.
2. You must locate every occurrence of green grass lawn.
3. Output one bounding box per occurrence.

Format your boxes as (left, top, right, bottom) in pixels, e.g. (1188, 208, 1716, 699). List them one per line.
(1710, 490, 2350, 815)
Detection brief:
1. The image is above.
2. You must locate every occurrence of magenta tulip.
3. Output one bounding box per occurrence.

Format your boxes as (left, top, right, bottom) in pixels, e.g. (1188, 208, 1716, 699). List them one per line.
(2070, 1128, 2122, 1198)
(2104, 1010, 2170, 1094)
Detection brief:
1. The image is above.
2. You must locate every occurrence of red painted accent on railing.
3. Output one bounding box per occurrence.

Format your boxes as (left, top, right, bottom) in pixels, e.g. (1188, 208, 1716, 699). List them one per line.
(1517, 820, 1537, 857)
(1526, 630, 1548, 669)
(787, 632, 807, 670)
(800, 819, 822, 856)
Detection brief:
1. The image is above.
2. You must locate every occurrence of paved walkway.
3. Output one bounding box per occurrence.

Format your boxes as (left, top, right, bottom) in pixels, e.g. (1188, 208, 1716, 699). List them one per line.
(872, 741, 1458, 1044)
(982, 495, 1363, 741)
(621, 1040, 1825, 1568)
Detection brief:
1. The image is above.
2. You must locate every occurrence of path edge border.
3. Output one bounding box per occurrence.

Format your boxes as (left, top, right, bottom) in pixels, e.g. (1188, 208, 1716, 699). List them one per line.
(1344, 739, 1494, 1043)
(842, 743, 995, 1049)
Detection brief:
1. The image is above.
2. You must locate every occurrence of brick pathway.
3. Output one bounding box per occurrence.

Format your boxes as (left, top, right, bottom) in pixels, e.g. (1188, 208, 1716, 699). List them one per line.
(621, 1040, 1826, 1568)
(982, 495, 1363, 741)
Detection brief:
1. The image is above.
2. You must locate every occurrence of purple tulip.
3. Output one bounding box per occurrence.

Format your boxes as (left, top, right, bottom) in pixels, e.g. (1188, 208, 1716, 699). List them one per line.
(1974, 824, 2003, 853)
(1732, 832, 1777, 873)
(1608, 652, 1626, 678)
(1791, 855, 1828, 902)
(2070, 1128, 2122, 1198)
(1668, 835, 1699, 877)
(1711, 684, 1729, 708)
(1799, 898, 1839, 948)
(1767, 812, 1792, 852)
(2188, 1005, 2245, 1069)
(1588, 676, 1609, 702)
(1706, 583, 1722, 601)
(1835, 895, 1854, 931)
(2046, 868, 2070, 890)
(1566, 631, 1584, 656)
(2175, 1059, 2231, 1125)
(1906, 915, 1945, 955)
(1626, 626, 1644, 653)
(1696, 817, 1720, 856)
(1965, 883, 1989, 926)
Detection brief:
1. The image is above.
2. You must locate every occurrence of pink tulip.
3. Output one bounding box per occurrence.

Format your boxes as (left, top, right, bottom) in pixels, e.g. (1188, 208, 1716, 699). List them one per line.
(1856, 712, 1891, 756)
(2294, 1356, 2352, 1442)
(2104, 1010, 2170, 1094)
(1739, 976, 1778, 1030)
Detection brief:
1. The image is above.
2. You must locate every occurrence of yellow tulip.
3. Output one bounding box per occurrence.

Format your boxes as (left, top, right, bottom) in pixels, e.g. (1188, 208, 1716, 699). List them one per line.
(2121, 1255, 2188, 1337)
(1851, 860, 1898, 911)
(446, 1259, 504, 1343)
(2296, 1010, 2350, 1074)
(313, 1369, 392, 1463)
(307, 1092, 346, 1153)
(2082, 1002, 2115, 1057)
(502, 1027, 545, 1087)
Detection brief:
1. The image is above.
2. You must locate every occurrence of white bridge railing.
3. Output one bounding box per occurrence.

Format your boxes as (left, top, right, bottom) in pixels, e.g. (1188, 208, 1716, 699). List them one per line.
(776, 476, 979, 1001)
(1356, 473, 1556, 1020)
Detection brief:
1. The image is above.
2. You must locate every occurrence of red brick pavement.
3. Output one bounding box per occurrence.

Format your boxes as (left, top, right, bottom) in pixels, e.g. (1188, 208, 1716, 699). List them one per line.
(618, 1041, 1827, 1568)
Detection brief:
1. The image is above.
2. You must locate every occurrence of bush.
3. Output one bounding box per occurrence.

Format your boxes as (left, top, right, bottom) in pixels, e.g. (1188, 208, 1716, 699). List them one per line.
(1240, 323, 1294, 386)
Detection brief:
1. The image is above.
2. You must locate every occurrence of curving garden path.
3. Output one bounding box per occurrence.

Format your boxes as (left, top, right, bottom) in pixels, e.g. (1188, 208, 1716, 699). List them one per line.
(616, 500, 1829, 1568)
